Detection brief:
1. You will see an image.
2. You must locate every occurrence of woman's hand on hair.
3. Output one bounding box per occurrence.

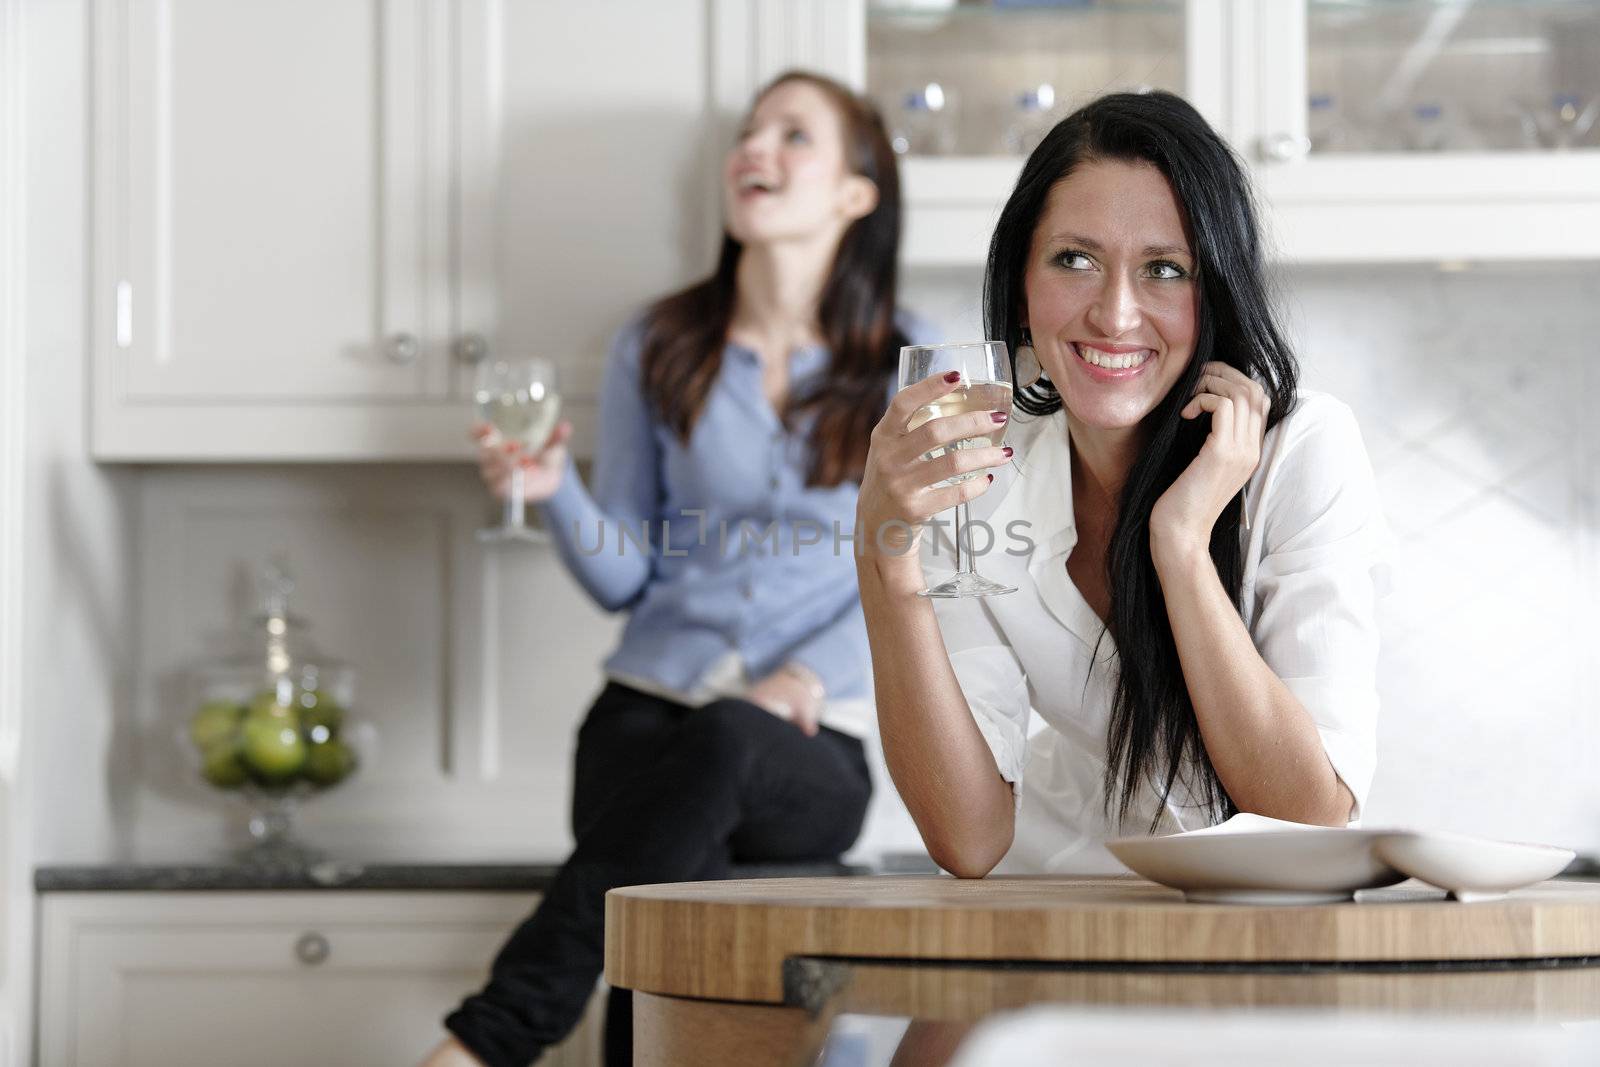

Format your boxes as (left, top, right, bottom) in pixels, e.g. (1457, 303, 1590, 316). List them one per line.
(470, 420, 573, 503)
(856, 371, 1011, 582)
(1150, 361, 1269, 557)
(745, 662, 826, 737)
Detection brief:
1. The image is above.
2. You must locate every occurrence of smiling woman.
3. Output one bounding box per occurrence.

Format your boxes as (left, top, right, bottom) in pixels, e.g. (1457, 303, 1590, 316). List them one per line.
(855, 91, 1392, 881)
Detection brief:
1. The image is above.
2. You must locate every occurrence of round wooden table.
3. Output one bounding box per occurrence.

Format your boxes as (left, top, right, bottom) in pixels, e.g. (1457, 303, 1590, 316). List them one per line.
(604, 876, 1600, 1067)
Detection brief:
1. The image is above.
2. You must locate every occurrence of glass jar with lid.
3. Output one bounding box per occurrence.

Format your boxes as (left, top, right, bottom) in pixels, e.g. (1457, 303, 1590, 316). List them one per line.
(183, 559, 365, 866)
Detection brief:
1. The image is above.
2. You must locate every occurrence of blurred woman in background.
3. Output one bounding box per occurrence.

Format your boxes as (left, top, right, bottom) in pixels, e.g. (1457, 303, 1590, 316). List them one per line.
(422, 70, 934, 1067)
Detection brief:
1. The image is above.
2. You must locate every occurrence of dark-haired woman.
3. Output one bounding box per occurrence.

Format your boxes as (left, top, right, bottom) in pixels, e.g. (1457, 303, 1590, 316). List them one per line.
(423, 72, 932, 1067)
(856, 90, 1391, 883)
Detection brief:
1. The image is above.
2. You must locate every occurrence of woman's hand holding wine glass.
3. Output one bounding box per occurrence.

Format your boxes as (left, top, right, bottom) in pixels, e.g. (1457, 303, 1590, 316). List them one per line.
(472, 356, 566, 543)
(857, 344, 1016, 598)
(471, 419, 573, 504)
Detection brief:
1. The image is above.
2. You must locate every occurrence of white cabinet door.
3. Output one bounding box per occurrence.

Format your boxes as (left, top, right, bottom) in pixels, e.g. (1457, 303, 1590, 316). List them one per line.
(38, 891, 602, 1067)
(1245, 0, 1600, 263)
(91, 0, 490, 460)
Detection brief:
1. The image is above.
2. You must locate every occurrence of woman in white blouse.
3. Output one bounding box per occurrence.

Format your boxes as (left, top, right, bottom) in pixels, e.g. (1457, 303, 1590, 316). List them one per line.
(855, 90, 1392, 879)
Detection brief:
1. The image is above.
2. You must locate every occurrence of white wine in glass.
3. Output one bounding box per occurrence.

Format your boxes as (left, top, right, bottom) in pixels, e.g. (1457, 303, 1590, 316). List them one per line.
(475, 357, 560, 544)
(898, 342, 1015, 598)
(905, 381, 1015, 485)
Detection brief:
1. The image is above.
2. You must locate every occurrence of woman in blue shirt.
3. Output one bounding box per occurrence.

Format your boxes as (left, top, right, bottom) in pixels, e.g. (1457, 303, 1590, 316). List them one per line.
(426, 71, 930, 1067)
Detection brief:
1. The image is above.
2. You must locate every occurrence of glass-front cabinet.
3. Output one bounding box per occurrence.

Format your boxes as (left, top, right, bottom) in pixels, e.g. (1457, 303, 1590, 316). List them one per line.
(1251, 0, 1600, 261)
(862, 0, 1222, 265)
(866, 0, 1191, 158)
(849, 0, 1600, 264)
(1296, 1, 1600, 155)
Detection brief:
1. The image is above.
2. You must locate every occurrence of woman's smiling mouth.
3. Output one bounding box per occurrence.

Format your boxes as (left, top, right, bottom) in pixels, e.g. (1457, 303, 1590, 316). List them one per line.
(1072, 341, 1154, 377)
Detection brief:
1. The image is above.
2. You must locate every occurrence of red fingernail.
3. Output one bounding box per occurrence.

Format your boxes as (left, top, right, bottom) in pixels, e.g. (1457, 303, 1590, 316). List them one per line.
(943, 370, 961, 383)
(1003, 446, 1014, 458)
(987, 473, 994, 482)
(990, 411, 1008, 423)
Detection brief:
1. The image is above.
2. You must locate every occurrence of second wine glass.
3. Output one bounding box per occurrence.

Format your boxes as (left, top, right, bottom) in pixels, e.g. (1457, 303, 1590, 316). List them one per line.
(898, 342, 1015, 598)
(475, 357, 561, 544)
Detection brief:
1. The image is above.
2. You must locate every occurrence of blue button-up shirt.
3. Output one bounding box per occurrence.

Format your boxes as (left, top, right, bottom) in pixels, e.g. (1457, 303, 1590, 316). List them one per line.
(540, 313, 936, 704)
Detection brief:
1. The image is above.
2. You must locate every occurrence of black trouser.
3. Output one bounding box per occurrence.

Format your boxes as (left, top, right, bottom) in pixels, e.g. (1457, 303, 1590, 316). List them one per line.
(444, 682, 873, 1067)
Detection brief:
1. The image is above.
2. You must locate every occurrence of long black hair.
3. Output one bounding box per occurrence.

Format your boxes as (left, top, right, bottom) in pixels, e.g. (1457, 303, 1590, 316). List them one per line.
(983, 90, 1300, 827)
(640, 70, 906, 487)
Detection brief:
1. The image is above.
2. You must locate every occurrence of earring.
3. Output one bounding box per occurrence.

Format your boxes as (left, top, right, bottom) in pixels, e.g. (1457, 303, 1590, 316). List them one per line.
(1015, 328, 1042, 388)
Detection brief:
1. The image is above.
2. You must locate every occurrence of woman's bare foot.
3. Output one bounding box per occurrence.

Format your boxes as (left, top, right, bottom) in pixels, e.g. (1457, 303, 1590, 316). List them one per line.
(417, 1034, 485, 1067)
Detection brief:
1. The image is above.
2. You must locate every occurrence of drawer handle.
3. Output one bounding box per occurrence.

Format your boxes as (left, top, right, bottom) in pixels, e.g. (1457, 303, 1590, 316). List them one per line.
(455, 332, 489, 364)
(295, 931, 331, 966)
(1260, 131, 1311, 162)
(386, 332, 420, 365)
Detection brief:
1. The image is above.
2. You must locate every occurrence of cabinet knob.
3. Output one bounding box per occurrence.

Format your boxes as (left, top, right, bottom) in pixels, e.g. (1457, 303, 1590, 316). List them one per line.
(295, 931, 331, 966)
(385, 332, 420, 365)
(454, 333, 489, 365)
(1260, 132, 1311, 162)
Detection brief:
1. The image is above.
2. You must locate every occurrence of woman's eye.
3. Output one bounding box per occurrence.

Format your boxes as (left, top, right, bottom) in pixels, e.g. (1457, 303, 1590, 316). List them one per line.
(1148, 261, 1188, 280)
(1056, 251, 1094, 271)
(785, 127, 810, 145)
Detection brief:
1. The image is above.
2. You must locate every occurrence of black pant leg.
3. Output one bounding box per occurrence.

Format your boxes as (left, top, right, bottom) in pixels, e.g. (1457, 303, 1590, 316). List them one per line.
(726, 718, 872, 863)
(570, 683, 685, 839)
(570, 684, 683, 1067)
(447, 695, 872, 1067)
(602, 702, 871, 1067)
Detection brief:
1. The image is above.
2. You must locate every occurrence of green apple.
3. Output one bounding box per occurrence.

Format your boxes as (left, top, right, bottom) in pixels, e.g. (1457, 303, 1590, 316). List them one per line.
(200, 741, 249, 789)
(241, 715, 307, 782)
(189, 700, 243, 751)
(303, 738, 356, 786)
(246, 687, 300, 729)
(298, 690, 346, 735)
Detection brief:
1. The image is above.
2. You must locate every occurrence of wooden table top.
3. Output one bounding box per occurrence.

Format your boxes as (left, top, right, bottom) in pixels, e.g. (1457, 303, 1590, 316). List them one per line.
(604, 876, 1600, 1004)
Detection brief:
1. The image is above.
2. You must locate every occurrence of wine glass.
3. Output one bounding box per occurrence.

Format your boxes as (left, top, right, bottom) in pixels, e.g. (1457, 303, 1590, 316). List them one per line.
(898, 342, 1015, 598)
(474, 357, 561, 544)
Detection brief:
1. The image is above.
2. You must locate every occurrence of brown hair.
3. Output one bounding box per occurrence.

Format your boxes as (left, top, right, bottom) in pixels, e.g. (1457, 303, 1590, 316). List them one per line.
(638, 70, 905, 487)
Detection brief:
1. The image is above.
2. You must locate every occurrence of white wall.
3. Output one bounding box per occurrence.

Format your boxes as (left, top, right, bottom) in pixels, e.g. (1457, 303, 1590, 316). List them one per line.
(20, 0, 141, 870)
(0, 0, 27, 1059)
(901, 262, 1600, 850)
(10, 1, 143, 1062)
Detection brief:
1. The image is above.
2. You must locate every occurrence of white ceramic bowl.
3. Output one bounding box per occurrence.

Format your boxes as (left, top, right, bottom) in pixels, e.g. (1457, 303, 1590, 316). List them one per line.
(1106, 827, 1407, 904)
(1372, 831, 1576, 902)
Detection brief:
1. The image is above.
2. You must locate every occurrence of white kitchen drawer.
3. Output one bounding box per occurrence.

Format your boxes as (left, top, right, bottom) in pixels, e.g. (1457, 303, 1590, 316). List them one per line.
(38, 891, 602, 1067)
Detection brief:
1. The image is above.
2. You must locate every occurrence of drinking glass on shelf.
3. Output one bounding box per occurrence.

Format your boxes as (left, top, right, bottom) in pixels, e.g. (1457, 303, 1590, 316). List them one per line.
(1518, 93, 1600, 150)
(474, 357, 561, 544)
(898, 342, 1015, 599)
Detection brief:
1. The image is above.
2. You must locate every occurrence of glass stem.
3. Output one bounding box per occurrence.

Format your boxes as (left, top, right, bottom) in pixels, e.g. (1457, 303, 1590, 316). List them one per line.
(505, 463, 527, 531)
(954, 500, 973, 577)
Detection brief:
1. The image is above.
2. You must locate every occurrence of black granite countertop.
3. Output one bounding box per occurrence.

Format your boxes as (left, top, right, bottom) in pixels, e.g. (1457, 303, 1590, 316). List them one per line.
(49, 853, 1579, 893)
(32, 857, 919, 893)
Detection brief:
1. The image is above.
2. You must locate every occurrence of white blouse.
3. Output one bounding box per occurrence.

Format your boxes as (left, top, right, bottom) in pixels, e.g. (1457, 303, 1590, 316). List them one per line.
(924, 391, 1394, 875)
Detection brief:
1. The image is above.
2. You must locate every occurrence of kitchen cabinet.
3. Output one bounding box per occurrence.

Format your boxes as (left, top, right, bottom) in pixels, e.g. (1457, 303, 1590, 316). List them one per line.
(37, 891, 602, 1067)
(859, 0, 1600, 265)
(90, 0, 733, 462)
(89, 0, 493, 460)
(1247, 0, 1600, 263)
(91, 1, 1598, 461)
(91, 0, 502, 461)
